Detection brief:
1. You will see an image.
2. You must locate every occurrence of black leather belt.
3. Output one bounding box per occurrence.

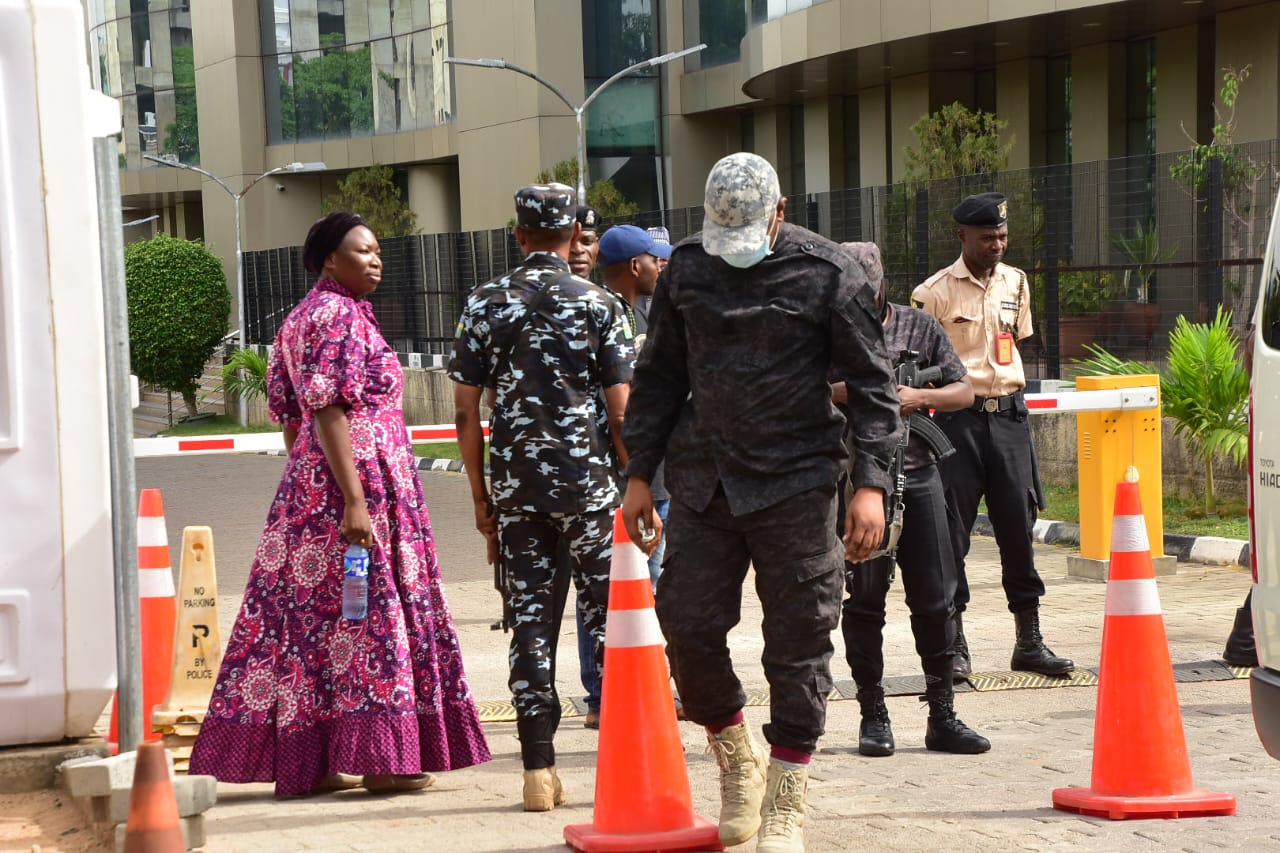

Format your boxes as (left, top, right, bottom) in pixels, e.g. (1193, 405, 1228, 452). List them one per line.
(973, 394, 1016, 413)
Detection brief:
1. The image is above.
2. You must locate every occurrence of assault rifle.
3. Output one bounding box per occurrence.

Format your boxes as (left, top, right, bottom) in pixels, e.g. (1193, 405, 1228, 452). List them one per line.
(865, 350, 956, 565)
(490, 551, 514, 633)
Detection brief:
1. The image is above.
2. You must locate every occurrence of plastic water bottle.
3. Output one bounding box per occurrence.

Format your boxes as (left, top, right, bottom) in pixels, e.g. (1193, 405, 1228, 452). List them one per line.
(342, 543, 369, 621)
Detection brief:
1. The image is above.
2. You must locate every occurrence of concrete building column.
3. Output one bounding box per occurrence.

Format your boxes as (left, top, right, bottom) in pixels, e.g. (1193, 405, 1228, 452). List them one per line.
(452, 0, 584, 230)
(803, 99, 832, 194)
(858, 86, 889, 187)
(889, 73, 928, 181)
(1216, 4, 1280, 145)
(997, 58, 1045, 170)
(191, 0, 269, 322)
(408, 165, 462, 234)
(1156, 26, 1201, 154)
(1070, 42, 1125, 163)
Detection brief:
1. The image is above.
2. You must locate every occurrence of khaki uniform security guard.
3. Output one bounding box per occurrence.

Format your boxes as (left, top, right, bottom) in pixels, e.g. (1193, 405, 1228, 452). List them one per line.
(911, 191, 1074, 681)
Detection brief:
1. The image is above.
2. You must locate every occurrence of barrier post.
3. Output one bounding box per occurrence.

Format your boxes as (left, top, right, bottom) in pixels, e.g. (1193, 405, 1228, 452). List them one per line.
(1067, 374, 1175, 579)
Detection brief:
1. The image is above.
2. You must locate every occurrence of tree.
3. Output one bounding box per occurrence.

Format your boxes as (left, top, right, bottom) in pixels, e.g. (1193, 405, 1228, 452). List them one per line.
(125, 234, 230, 417)
(903, 102, 1015, 183)
(1075, 307, 1249, 515)
(883, 102, 1033, 287)
(1170, 65, 1279, 304)
(322, 164, 419, 237)
(162, 46, 199, 163)
(536, 159, 640, 220)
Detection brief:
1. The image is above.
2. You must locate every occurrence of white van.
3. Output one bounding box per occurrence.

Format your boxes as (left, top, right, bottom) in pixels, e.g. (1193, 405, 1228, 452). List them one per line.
(1251, 193, 1280, 758)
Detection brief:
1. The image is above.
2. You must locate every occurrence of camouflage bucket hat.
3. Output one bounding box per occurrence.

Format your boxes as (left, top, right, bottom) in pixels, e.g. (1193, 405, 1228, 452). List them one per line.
(702, 152, 780, 257)
(515, 183, 577, 229)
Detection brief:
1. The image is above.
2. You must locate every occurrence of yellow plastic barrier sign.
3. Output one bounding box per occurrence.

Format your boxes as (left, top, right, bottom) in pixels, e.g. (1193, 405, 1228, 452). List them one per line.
(152, 526, 222, 769)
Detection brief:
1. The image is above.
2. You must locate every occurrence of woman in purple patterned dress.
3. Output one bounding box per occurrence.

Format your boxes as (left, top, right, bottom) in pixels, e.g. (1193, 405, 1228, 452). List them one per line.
(190, 213, 491, 798)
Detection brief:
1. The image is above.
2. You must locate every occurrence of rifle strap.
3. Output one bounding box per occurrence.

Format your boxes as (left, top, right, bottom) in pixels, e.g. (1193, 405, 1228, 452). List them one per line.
(491, 269, 571, 388)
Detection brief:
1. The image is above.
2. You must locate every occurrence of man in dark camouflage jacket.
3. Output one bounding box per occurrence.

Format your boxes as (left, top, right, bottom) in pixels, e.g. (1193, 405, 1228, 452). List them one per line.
(620, 153, 902, 852)
(449, 183, 633, 813)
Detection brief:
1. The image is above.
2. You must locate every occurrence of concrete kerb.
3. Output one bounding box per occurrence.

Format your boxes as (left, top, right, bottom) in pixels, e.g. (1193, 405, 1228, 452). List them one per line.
(973, 512, 1249, 568)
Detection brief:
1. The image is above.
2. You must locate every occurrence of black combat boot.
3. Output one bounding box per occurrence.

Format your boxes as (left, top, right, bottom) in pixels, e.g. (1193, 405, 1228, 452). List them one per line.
(951, 612, 972, 681)
(1223, 602, 1258, 667)
(1011, 607, 1074, 676)
(856, 687, 895, 757)
(923, 692, 991, 754)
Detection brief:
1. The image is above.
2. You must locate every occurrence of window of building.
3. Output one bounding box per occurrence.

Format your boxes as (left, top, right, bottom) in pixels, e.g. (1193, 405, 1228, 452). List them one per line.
(88, 3, 200, 167)
(684, 0, 747, 69)
(583, 1, 661, 211)
(260, 0, 453, 144)
(975, 68, 996, 117)
(787, 103, 805, 196)
(1126, 38, 1156, 160)
(1045, 55, 1071, 166)
(1124, 38, 1156, 225)
(741, 112, 755, 153)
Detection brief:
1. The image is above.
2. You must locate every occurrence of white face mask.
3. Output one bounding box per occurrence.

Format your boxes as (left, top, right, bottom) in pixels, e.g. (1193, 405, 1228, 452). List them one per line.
(720, 214, 777, 269)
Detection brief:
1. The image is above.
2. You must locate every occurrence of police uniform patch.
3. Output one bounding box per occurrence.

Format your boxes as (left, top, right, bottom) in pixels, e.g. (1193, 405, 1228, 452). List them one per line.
(911, 298, 924, 309)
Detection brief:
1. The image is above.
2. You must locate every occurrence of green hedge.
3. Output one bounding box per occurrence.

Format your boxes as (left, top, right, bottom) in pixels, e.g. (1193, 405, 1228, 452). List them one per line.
(126, 233, 229, 415)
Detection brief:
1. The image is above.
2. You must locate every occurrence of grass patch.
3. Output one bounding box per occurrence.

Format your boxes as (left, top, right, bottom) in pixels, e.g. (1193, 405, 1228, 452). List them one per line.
(984, 482, 1249, 539)
(414, 441, 488, 463)
(159, 415, 280, 436)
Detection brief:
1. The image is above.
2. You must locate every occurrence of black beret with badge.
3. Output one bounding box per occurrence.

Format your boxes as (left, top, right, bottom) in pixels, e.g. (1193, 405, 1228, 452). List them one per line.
(952, 191, 1008, 227)
(576, 205, 601, 231)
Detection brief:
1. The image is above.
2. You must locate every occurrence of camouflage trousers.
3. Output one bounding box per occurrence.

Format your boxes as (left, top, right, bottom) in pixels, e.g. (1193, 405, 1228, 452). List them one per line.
(656, 484, 843, 754)
(498, 507, 613, 768)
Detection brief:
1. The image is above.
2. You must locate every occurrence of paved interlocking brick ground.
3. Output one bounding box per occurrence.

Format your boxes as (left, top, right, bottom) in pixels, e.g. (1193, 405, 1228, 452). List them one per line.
(129, 457, 1279, 852)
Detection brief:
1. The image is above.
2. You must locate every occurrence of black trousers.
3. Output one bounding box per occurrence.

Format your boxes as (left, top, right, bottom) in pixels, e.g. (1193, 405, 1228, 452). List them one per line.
(656, 484, 843, 754)
(842, 465, 957, 690)
(936, 407, 1045, 614)
(498, 508, 613, 769)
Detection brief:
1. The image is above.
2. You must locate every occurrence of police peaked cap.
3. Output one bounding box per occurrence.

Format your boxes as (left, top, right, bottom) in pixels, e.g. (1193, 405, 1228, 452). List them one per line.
(952, 192, 1008, 227)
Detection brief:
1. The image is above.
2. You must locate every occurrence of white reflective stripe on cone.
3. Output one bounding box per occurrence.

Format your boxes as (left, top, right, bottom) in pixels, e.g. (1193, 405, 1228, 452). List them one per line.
(610, 544, 649, 582)
(1105, 578, 1162, 616)
(605, 608, 664, 649)
(138, 567, 176, 599)
(137, 515, 168, 548)
(1110, 514, 1149, 553)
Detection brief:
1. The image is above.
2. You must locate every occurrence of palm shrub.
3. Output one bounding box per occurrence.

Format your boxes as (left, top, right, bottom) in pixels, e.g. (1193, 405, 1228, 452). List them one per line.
(221, 347, 269, 406)
(1073, 307, 1248, 515)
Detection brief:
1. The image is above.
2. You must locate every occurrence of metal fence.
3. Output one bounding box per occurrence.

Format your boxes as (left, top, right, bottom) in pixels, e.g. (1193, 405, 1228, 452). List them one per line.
(244, 140, 1280, 377)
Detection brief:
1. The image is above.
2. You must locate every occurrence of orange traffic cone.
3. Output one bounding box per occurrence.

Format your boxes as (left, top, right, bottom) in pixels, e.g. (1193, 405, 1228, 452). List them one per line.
(1052, 467, 1236, 819)
(110, 489, 177, 751)
(123, 741, 184, 853)
(564, 510, 723, 853)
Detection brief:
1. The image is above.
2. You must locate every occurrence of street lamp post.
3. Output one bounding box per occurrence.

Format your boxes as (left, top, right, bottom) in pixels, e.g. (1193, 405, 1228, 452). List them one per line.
(446, 44, 706, 202)
(142, 155, 326, 426)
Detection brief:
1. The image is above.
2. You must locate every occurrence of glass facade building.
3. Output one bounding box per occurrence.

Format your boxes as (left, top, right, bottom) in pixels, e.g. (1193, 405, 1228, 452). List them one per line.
(88, 0, 199, 167)
(583, 0, 662, 212)
(260, 0, 453, 144)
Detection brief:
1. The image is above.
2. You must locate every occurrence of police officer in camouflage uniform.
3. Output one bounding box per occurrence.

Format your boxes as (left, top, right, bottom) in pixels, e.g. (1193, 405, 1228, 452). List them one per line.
(621, 154, 901, 853)
(449, 184, 634, 813)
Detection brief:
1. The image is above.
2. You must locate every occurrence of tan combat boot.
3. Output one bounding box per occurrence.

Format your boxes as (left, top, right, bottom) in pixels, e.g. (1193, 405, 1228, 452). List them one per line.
(706, 722, 767, 846)
(522, 766, 568, 812)
(756, 760, 807, 852)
